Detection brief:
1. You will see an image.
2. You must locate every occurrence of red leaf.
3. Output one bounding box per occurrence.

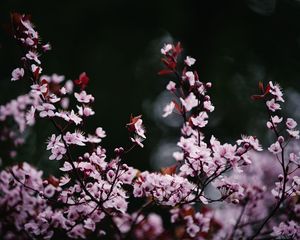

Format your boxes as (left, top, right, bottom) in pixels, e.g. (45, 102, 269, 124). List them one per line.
(258, 81, 264, 92)
(126, 114, 142, 132)
(251, 94, 264, 101)
(74, 72, 89, 90)
(173, 101, 182, 113)
(265, 83, 271, 95)
(33, 67, 40, 80)
(160, 164, 177, 175)
(158, 69, 173, 76)
(47, 175, 59, 187)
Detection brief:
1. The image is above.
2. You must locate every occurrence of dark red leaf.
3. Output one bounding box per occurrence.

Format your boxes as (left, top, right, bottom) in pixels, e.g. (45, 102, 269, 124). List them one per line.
(158, 69, 173, 76)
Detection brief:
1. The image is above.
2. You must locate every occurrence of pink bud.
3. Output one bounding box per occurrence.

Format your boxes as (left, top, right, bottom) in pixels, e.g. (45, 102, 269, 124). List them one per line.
(206, 82, 212, 88)
(278, 136, 284, 144)
(278, 174, 284, 181)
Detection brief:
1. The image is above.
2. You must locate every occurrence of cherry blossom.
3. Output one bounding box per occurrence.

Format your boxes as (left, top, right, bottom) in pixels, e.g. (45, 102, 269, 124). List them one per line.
(11, 68, 24, 81)
(268, 141, 282, 154)
(184, 56, 196, 66)
(160, 43, 172, 55)
(162, 101, 175, 117)
(26, 51, 41, 64)
(191, 111, 208, 128)
(286, 117, 297, 129)
(266, 98, 281, 112)
(180, 92, 198, 111)
(166, 80, 176, 91)
(74, 90, 94, 103)
(183, 71, 196, 86)
(36, 103, 56, 118)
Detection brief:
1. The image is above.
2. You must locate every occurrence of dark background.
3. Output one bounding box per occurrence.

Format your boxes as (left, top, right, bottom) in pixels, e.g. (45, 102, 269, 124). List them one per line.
(1, 0, 300, 174)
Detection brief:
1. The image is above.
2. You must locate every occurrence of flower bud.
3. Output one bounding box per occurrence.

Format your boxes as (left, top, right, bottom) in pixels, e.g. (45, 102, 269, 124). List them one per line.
(206, 82, 212, 88)
(278, 136, 284, 144)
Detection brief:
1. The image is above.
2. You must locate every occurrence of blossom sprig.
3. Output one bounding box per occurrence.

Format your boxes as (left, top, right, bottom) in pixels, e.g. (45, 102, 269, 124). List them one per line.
(1, 13, 300, 240)
(126, 114, 146, 148)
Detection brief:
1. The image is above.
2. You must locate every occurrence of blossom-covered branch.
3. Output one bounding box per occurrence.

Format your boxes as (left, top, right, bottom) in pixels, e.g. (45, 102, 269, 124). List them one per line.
(0, 13, 299, 240)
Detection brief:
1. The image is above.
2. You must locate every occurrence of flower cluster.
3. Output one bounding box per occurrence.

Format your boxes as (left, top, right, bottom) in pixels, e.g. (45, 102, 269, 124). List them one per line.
(0, 13, 299, 240)
(133, 171, 195, 206)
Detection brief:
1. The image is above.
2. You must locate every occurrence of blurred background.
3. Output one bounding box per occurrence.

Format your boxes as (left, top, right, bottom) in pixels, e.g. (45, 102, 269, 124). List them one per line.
(1, 0, 300, 174)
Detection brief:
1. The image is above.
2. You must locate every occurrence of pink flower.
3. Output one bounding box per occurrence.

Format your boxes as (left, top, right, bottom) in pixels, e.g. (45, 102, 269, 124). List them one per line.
(134, 119, 146, 139)
(287, 129, 300, 139)
(286, 118, 297, 129)
(68, 110, 82, 125)
(63, 131, 86, 146)
(55, 111, 70, 121)
(166, 81, 176, 91)
(74, 91, 94, 103)
(59, 161, 74, 171)
(184, 56, 196, 67)
(26, 106, 36, 126)
(42, 43, 51, 52)
(183, 71, 195, 86)
(59, 175, 71, 186)
(203, 99, 215, 112)
(191, 112, 208, 128)
(180, 92, 198, 111)
(11, 68, 24, 81)
(161, 44, 172, 55)
(237, 135, 263, 151)
(106, 169, 116, 182)
(47, 134, 63, 150)
(36, 103, 56, 118)
(26, 51, 41, 64)
(267, 115, 283, 129)
(173, 151, 184, 161)
(49, 94, 61, 103)
(31, 83, 48, 96)
(31, 64, 42, 74)
(269, 81, 284, 102)
(289, 153, 300, 165)
(268, 141, 282, 154)
(131, 136, 144, 148)
(266, 99, 281, 112)
(162, 101, 175, 118)
(49, 146, 66, 160)
(43, 184, 56, 198)
(186, 223, 200, 237)
(84, 218, 96, 231)
(96, 127, 106, 138)
(77, 106, 95, 117)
